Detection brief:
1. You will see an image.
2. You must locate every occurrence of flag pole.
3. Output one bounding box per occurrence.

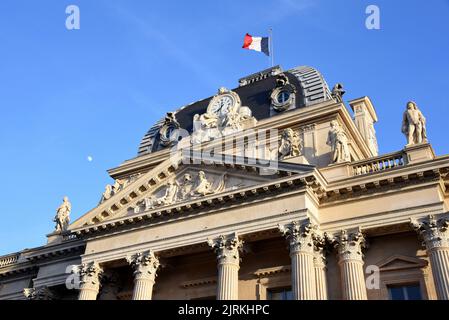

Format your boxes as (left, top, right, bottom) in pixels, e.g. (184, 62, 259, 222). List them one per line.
(269, 28, 274, 67)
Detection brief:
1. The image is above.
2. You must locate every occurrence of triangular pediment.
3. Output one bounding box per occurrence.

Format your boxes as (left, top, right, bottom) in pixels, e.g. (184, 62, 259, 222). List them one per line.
(69, 153, 315, 230)
(376, 255, 428, 272)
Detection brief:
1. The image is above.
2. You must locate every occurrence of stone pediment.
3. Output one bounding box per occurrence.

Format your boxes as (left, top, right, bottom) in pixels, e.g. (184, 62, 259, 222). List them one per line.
(69, 153, 316, 230)
(376, 255, 428, 272)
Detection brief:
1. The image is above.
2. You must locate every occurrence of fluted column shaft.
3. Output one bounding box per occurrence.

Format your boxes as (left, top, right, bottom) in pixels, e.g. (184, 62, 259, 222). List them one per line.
(334, 230, 367, 300)
(412, 215, 449, 300)
(127, 250, 160, 300)
(78, 262, 103, 300)
(428, 248, 449, 299)
(314, 248, 328, 300)
(279, 221, 319, 300)
(208, 233, 243, 300)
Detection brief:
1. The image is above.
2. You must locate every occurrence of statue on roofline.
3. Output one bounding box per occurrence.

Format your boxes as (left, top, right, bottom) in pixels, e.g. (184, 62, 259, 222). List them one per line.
(402, 101, 427, 146)
(54, 196, 71, 233)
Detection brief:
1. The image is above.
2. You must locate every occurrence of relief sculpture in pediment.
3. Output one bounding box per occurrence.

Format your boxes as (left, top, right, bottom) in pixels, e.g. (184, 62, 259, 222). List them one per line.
(133, 171, 228, 214)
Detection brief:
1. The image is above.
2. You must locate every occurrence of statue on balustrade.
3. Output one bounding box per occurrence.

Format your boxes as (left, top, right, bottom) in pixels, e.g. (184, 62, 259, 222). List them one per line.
(327, 120, 351, 163)
(402, 101, 427, 146)
(54, 196, 71, 232)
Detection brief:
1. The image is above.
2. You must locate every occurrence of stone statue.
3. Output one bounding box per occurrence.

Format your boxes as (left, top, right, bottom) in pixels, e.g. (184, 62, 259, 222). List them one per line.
(143, 180, 179, 210)
(278, 128, 302, 160)
(100, 184, 113, 203)
(178, 173, 194, 200)
(402, 101, 427, 146)
(331, 83, 345, 103)
(327, 120, 351, 163)
(113, 179, 126, 194)
(191, 171, 214, 197)
(54, 196, 71, 232)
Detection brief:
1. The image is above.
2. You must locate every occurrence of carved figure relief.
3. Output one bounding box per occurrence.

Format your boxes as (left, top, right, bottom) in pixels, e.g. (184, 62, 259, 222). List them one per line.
(141, 180, 179, 211)
(326, 120, 351, 163)
(54, 196, 71, 232)
(402, 101, 427, 146)
(191, 87, 257, 144)
(278, 128, 302, 160)
(134, 171, 228, 213)
(178, 173, 193, 200)
(100, 177, 134, 204)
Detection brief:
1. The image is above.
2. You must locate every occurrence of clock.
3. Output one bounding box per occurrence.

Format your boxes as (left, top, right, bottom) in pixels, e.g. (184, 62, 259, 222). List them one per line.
(208, 95, 235, 115)
(207, 88, 241, 116)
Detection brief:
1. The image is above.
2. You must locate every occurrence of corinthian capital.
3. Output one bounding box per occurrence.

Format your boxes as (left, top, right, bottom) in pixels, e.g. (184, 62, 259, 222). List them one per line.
(126, 250, 160, 280)
(330, 229, 366, 262)
(208, 233, 243, 265)
(23, 286, 56, 300)
(79, 262, 103, 288)
(410, 215, 449, 250)
(279, 220, 321, 254)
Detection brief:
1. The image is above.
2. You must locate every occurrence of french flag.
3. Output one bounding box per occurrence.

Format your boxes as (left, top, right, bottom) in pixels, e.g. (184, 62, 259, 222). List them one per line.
(242, 33, 270, 56)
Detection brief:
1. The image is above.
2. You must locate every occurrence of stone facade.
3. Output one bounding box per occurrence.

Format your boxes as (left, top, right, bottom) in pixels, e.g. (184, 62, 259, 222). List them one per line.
(1, 65, 448, 300)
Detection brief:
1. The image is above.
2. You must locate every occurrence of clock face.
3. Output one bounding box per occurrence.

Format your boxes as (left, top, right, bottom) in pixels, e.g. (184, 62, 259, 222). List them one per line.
(209, 95, 235, 115)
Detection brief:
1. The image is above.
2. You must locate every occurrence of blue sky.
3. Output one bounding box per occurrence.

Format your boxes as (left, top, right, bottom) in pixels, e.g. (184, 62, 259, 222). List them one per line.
(0, 0, 448, 255)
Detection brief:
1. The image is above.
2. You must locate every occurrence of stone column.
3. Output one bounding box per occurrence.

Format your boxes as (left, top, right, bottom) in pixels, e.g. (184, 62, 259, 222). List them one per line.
(333, 230, 367, 300)
(208, 233, 243, 300)
(279, 221, 318, 300)
(126, 250, 160, 300)
(314, 247, 328, 300)
(411, 215, 449, 300)
(78, 262, 103, 300)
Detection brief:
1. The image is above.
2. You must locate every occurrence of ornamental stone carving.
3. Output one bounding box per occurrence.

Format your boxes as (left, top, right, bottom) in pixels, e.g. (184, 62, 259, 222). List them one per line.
(329, 229, 368, 300)
(54, 196, 71, 233)
(191, 87, 257, 144)
(326, 120, 351, 163)
(23, 286, 55, 300)
(78, 261, 103, 300)
(278, 128, 302, 160)
(126, 250, 160, 280)
(100, 178, 130, 204)
(410, 215, 449, 251)
(208, 233, 243, 266)
(141, 180, 179, 211)
(331, 229, 367, 261)
(278, 221, 320, 254)
(126, 250, 160, 300)
(208, 233, 243, 300)
(279, 220, 323, 300)
(178, 173, 193, 200)
(402, 101, 428, 146)
(134, 171, 227, 213)
(270, 74, 296, 112)
(159, 112, 181, 147)
(410, 215, 449, 300)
